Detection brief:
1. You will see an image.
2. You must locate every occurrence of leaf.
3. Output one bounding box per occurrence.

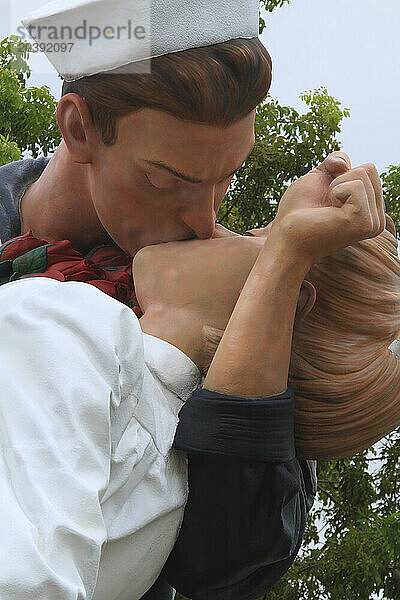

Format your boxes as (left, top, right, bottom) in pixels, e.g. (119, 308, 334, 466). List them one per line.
(0, 259, 13, 285)
(12, 245, 51, 278)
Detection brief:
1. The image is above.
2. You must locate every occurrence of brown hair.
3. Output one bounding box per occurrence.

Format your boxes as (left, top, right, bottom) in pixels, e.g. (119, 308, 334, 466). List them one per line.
(291, 215, 400, 460)
(202, 216, 400, 461)
(61, 37, 272, 145)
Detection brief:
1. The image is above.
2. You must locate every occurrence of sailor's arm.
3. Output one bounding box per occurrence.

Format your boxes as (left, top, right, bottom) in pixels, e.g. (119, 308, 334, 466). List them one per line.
(163, 229, 316, 600)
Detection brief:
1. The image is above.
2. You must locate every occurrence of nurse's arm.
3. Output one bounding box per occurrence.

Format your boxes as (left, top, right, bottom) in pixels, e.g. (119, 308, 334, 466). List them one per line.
(203, 224, 310, 397)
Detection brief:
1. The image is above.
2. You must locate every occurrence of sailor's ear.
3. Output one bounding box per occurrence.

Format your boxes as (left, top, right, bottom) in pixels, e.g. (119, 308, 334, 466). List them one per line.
(295, 279, 317, 324)
(56, 93, 98, 164)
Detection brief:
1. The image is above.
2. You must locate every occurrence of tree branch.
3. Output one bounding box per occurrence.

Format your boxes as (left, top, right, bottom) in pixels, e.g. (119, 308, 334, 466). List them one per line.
(218, 204, 235, 223)
(318, 479, 339, 484)
(317, 484, 341, 505)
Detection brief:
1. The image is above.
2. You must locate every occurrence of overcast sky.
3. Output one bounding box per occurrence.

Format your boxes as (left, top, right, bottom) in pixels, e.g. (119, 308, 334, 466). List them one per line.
(261, 0, 400, 175)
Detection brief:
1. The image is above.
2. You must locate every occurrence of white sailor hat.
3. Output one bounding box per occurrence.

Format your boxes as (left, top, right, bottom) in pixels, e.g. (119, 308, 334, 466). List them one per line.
(21, 0, 259, 81)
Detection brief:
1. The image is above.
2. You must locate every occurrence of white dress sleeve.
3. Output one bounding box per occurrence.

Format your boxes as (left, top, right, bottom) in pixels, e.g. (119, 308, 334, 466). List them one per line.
(0, 278, 134, 600)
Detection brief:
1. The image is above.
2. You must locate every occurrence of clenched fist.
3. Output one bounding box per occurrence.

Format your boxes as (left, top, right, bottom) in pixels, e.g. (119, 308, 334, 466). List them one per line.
(266, 151, 386, 265)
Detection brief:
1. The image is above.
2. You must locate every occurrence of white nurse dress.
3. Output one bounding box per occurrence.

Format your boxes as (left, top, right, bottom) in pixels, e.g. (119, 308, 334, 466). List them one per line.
(0, 277, 201, 600)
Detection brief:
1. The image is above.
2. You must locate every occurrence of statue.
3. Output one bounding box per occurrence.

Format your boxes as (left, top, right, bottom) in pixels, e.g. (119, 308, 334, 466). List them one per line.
(135, 215, 400, 460)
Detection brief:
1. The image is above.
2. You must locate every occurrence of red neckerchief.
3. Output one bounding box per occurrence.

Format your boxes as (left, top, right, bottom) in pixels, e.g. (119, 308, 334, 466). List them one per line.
(0, 230, 143, 318)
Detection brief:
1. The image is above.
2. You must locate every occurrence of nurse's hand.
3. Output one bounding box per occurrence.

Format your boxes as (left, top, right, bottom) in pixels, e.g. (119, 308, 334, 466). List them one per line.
(281, 151, 353, 209)
(225, 152, 353, 239)
(266, 152, 386, 265)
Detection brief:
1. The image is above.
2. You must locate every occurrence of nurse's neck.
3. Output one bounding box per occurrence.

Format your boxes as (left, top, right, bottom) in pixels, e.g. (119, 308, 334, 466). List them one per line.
(139, 305, 212, 375)
(138, 279, 316, 377)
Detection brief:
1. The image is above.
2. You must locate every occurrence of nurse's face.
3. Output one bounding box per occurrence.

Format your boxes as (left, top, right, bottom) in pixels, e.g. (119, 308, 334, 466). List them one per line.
(87, 108, 256, 256)
(134, 229, 316, 336)
(133, 235, 265, 330)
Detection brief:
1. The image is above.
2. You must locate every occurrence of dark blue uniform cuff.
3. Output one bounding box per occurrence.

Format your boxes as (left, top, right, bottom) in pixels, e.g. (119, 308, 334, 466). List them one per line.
(173, 383, 295, 462)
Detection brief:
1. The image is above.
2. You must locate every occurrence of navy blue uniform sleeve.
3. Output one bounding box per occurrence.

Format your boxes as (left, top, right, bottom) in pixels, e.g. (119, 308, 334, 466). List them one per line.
(162, 385, 317, 600)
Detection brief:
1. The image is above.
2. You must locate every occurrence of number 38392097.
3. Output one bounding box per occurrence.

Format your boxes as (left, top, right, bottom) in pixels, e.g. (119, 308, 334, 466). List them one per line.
(17, 41, 74, 53)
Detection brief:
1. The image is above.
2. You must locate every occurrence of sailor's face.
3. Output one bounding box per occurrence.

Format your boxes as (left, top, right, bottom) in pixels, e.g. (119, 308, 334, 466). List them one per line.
(88, 108, 255, 256)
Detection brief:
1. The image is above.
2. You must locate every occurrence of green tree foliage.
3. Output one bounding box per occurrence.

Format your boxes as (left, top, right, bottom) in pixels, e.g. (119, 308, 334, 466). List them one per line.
(219, 87, 400, 237)
(219, 87, 350, 233)
(0, 36, 61, 164)
(263, 434, 400, 600)
(259, 0, 290, 33)
(382, 166, 400, 239)
(0, 133, 21, 165)
(260, 0, 290, 11)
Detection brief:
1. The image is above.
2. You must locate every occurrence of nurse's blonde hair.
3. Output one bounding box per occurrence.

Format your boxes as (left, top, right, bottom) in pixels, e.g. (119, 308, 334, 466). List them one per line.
(203, 215, 400, 460)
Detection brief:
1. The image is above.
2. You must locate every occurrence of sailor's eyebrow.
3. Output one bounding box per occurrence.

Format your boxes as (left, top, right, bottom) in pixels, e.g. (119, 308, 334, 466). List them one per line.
(141, 142, 256, 184)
